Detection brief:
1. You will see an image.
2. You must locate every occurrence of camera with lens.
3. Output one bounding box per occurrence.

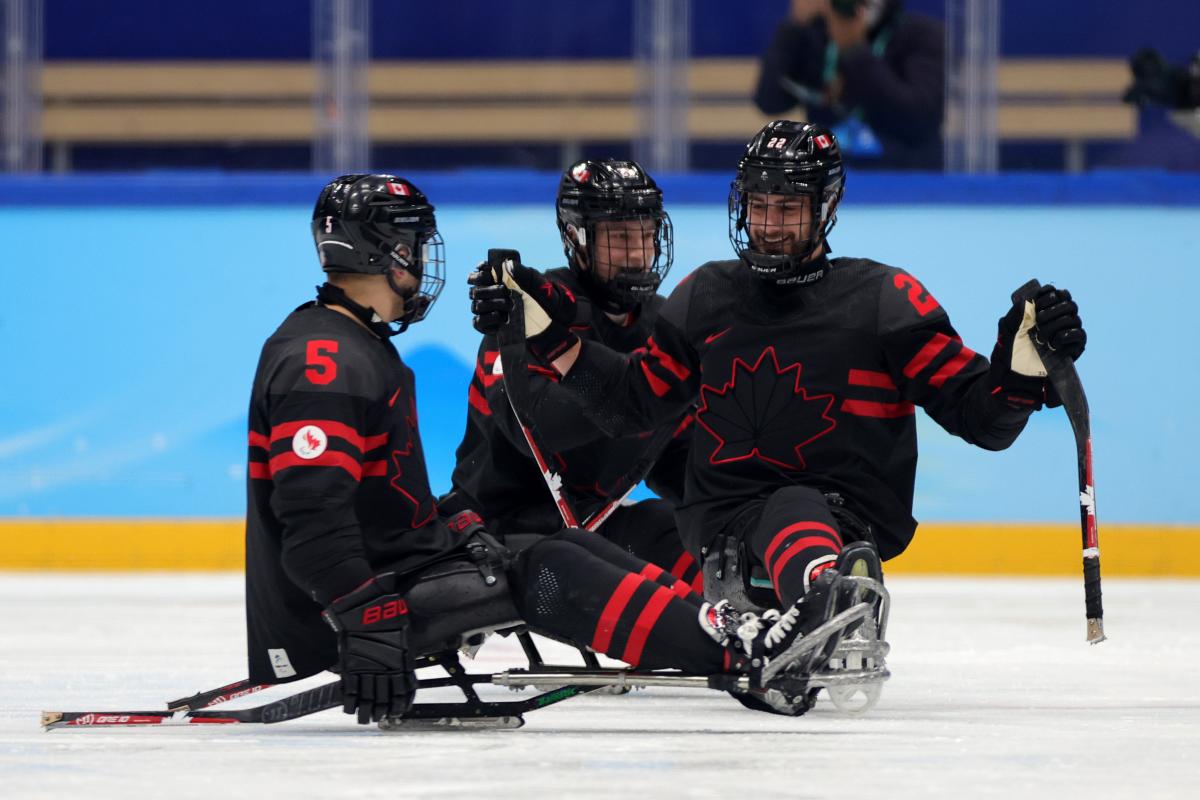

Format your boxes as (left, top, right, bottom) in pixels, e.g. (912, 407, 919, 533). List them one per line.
(1123, 48, 1200, 111)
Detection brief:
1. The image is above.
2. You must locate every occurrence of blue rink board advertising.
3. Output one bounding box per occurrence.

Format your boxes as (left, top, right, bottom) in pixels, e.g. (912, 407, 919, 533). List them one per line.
(2, 198, 1198, 522)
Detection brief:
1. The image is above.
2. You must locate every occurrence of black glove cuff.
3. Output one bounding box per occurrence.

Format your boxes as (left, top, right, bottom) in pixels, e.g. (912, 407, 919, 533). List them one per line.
(528, 326, 578, 365)
(445, 509, 486, 539)
(323, 573, 409, 634)
(989, 373, 1046, 412)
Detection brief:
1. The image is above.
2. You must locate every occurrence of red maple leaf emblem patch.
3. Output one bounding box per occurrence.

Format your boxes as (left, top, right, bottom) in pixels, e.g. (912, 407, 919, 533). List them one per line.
(695, 347, 836, 470)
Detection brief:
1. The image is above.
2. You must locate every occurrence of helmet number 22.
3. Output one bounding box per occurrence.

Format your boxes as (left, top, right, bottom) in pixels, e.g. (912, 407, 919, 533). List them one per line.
(893, 275, 940, 317)
(305, 340, 339, 385)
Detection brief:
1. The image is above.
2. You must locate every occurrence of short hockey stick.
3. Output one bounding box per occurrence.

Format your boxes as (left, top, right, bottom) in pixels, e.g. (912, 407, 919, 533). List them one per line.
(1021, 280, 1105, 643)
(490, 249, 679, 532)
(43, 679, 343, 730)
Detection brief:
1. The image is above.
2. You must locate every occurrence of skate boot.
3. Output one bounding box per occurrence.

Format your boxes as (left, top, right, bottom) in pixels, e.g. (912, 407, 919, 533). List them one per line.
(819, 541, 891, 715)
(700, 570, 870, 716)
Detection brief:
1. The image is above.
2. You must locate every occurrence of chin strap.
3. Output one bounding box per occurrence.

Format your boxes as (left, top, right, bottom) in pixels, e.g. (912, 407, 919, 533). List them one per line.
(573, 265, 644, 316)
(316, 282, 400, 338)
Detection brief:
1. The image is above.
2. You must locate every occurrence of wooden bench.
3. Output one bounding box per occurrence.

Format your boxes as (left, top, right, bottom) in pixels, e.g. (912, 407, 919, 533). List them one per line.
(40, 58, 1135, 171)
(994, 58, 1136, 172)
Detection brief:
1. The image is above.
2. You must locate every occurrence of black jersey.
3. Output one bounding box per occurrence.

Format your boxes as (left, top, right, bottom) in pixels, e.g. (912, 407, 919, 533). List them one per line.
(560, 256, 1035, 560)
(244, 299, 458, 684)
(452, 267, 690, 538)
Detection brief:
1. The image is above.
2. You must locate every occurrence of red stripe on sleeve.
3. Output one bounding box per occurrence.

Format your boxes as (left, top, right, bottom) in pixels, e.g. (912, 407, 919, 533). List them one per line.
(468, 384, 492, 416)
(640, 361, 672, 397)
(647, 337, 691, 380)
(248, 432, 269, 450)
(689, 571, 704, 594)
(268, 450, 362, 481)
(591, 574, 643, 654)
(621, 586, 675, 666)
(269, 419, 377, 454)
(847, 369, 897, 390)
(361, 460, 388, 477)
(840, 398, 916, 418)
(903, 333, 951, 379)
(362, 433, 389, 451)
(671, 580, 693, 598)
(928, 346, 977, 388)
(248, 462, 270, 479)
(763, 521, 842, 566)
(476, 360, 502, 388)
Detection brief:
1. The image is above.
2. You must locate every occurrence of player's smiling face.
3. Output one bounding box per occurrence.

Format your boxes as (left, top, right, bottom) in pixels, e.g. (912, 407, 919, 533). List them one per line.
(591, 217, 656, 279)
(746, 192, 812, 255)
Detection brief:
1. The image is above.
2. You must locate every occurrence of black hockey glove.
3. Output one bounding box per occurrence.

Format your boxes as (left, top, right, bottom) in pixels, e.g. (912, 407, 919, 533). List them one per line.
(469, 262, 513, 335)
(487, 248, 580, 364)
(1030, 285, 1086, 360)
(990, 281, 1086, 410)
(322, 573, 417, 724)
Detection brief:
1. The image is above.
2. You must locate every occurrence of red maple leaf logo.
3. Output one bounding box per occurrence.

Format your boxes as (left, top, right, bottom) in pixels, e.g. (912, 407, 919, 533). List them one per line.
(695, 347, 836, 470)
(387, 394, 436, 528)
(304, 429, 321, 452)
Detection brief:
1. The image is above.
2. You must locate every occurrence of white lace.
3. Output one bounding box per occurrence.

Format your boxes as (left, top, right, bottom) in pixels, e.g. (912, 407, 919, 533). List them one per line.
(763, 605, 802, 651)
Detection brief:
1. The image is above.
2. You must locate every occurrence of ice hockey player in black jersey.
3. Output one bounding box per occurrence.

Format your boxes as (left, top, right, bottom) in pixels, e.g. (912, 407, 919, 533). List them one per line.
(244, 172, 867, 725)
(454, 159, 700, 588)
(483, 120, 1088, 615)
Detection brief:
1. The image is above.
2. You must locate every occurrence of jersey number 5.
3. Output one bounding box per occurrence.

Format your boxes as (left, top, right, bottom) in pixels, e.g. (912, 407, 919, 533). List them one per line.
(893, 275, 940, 317)
(305, 340, 339, 385)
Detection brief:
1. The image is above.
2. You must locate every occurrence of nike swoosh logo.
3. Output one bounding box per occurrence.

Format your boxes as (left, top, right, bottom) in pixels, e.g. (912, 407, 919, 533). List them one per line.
(704, 327, 731, 345)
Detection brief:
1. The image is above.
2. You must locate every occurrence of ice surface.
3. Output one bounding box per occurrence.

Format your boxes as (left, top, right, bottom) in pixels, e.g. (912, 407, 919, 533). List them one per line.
(2, 573, 1198, 799)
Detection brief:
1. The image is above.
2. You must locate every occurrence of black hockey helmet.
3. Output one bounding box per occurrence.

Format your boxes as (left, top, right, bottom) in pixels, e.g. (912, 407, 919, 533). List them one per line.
(729, 120, 845, 284)
(556, 159, 674, 313)
(312, 174, 445, 329)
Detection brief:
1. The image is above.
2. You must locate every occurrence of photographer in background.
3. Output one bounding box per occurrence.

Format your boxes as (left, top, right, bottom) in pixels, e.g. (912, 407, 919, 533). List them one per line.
(1115, 47, 1200, 161)
(1124, 48, 1200, 112)
(753, 0, 944, 169)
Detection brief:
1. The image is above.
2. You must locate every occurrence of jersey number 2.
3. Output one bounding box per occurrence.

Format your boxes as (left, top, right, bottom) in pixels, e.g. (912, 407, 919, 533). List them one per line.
(893, 275, 940, 317)
(305, 340, 338, 385)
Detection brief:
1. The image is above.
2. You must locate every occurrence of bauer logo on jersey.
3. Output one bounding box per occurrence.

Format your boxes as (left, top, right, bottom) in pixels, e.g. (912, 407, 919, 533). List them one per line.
(386, 181, 410, 196)
(571, 163, 591, 183)
(292, 425, 328, 460)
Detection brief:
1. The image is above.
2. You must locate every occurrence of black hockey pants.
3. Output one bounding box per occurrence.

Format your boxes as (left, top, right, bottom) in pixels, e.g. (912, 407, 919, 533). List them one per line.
(509, 529, 726, 674)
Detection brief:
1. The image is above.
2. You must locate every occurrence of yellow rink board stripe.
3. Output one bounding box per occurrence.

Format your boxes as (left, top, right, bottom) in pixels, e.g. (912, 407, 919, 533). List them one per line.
(0, 519, 1198, 576)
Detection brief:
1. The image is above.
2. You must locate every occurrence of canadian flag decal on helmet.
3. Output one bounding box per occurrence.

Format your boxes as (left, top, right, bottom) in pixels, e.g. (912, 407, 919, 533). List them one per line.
(571, 163, 590, 183)
(386, 181, 411, 196)
(813, 134, 832, 150)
